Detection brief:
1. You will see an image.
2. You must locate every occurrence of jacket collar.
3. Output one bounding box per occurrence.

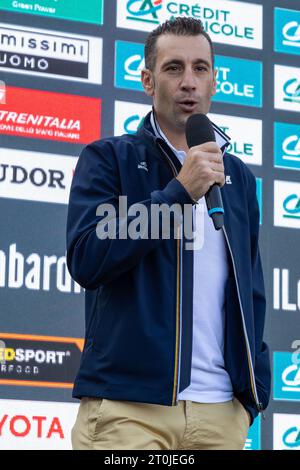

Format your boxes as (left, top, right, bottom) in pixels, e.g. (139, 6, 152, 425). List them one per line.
(138, 109, 231, 156)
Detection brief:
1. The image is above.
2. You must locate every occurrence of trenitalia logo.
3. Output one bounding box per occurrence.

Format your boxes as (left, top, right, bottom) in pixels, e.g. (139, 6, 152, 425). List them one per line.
(115, 41, 145, 91)
(0, 23, 102, 83)
(273, 414, 300, 450)
(275, 8, 300, 56)
(0, 86, 101, 143)
(274, 122, 300, 171)
(208, 113, 262, 166)
(0, 333, 83, 388)
(117, 0, 263, 49)
(274, 65, 300, 113)
(0, 243, 81, 293)
(274, 180, 300, 229)
(274, 352, 300, 401)
(114, 100, 151, 136)
(0, 399, 79, 449)
(214, 56, 262, 107)
(0, 0, 104, 25)
(0, 148, 77, 204)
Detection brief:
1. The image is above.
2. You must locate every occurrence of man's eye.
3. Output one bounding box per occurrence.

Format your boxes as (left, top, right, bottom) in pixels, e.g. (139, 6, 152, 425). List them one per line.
(167, 66, 180, 71)
(196, 66, 207, 72)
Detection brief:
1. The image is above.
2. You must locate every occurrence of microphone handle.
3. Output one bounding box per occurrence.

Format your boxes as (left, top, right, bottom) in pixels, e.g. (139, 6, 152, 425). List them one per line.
(205, 184, 224, 231)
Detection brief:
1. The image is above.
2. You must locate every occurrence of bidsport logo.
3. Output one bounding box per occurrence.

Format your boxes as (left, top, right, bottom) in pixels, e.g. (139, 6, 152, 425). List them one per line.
(0, 399, 79, 449)
(274, 65, 300, 113)
(274, 352, 300, 401)
(0, 243, 81, 293)
(0, 0, 103, 25)
(114, 100, 151, 136)
(0, 333, 83, 388)
(0, 23, 102, 83)
(274, 122, 300, 171)
(275, 8, 300, 56)
(274, 180, 300, 229)
(208, 113, 262, 165)
(0, 148, 77, 204)
(244, 416, 261, 451)
(273, 414, 300, 450)
(0, 86, 101, 143)
(214, 56, 262, 107)
(116, 0, 263, 49)
(273, 268, 300, 312)
(115, 41, 144, 91)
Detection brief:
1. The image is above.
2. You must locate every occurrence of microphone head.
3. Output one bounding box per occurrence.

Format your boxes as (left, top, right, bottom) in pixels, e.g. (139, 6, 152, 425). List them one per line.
(185, 113, 215, 148)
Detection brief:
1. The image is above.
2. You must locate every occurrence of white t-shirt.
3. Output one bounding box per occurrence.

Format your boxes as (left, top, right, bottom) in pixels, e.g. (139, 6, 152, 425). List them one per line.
(150, 113, 233, 403)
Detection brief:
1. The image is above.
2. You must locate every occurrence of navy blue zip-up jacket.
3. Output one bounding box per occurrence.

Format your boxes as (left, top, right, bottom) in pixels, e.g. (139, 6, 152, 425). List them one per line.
(66, 112, 271, 425)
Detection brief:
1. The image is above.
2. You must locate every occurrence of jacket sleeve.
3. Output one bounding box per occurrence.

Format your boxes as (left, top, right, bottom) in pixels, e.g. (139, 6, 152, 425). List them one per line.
(66, 141, 194, 289)
(244, 170, 271, 424)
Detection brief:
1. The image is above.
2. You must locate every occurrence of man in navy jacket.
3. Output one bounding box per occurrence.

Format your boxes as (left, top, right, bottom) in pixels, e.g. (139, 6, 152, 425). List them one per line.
(67, 17, 271, 450)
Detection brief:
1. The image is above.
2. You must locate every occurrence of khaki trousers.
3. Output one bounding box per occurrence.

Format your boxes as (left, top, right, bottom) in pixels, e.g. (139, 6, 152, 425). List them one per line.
(72, 396, 250, 450)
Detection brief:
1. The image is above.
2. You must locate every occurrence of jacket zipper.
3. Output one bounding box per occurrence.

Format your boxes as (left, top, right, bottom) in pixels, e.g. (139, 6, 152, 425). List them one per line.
(157, 142, 182, 405)
(222, 226, 265, 419)
(157, 142, 264, 416)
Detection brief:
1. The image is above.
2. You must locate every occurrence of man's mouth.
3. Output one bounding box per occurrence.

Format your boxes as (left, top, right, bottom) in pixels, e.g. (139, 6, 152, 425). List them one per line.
(177, 100, 198, 112)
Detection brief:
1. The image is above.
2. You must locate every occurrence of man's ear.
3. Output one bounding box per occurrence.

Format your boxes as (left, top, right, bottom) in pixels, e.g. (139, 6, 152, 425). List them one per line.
(211, 68, 217, 97)
(141, 69, 154, 97)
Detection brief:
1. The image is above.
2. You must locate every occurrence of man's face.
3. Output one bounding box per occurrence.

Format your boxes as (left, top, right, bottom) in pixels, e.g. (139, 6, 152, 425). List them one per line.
(142, 34, 217, 132)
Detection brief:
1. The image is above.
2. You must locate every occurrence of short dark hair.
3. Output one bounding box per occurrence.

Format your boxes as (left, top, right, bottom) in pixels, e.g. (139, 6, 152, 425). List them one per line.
(144, 17, 214, 72)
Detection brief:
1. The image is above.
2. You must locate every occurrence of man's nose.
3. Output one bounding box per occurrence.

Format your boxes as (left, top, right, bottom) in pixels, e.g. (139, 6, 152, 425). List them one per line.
(180, 68, 197, 90)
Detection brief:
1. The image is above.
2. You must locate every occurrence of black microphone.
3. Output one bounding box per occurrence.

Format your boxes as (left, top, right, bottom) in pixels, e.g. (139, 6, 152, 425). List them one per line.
(185, 113, 224, 231)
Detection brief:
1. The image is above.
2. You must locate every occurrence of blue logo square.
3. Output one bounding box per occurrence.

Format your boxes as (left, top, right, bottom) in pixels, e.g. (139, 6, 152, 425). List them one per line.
(274, 122, 300, 171)
(115, 40, 145, 91)
(214, 56, 262, 107)
(275, 8, 300, 56)
(245, 415, 261, 450)
(273, 352, 300, 401)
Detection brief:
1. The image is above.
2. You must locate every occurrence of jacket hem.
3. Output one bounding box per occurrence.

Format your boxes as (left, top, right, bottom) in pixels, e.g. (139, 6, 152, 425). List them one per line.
(72, 383, 174, 406)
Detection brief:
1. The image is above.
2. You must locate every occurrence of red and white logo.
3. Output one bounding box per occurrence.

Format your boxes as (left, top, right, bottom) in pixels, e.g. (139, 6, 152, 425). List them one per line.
(0, 399, 79, 449)
(0, 86, 101, 143)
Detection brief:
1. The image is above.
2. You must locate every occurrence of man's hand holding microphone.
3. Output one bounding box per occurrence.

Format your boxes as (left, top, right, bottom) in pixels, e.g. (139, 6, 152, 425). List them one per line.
(176, 141, 225, 201)
(176, 114, 226, 230)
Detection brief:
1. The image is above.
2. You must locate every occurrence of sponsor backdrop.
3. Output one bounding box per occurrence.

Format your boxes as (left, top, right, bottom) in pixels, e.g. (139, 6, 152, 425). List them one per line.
(0, 0, 299, 450)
